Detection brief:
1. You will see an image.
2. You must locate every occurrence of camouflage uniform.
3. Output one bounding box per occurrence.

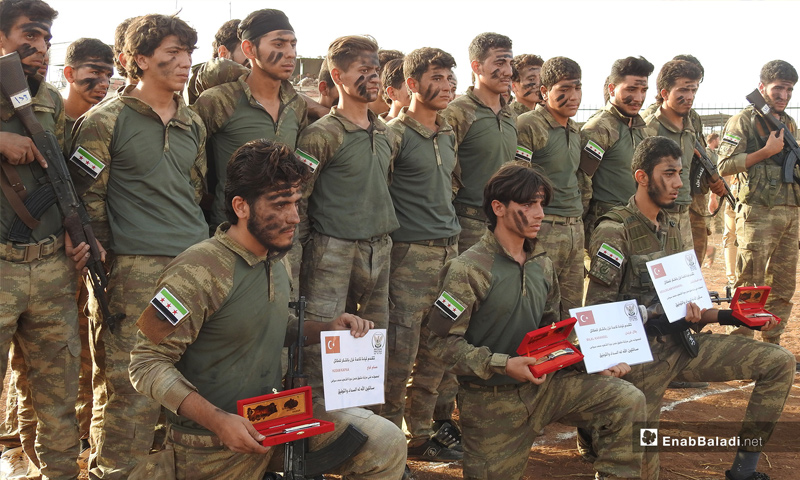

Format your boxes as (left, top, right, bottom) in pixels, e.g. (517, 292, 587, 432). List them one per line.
(517, 105, 585, 321)
(383, 110, 461, 437)
(72, 85, 208, 479)
(0, 74, 81, 479)
(128, 225, 406, 480)
(186, 58, 248, 105)
(585, 197, 795, 480)
(427, 231, 644, 480)
(296, 107, 399, 402)
(718, 106, 800, 343)
(579, 102, 649, 242)
(442, 87, 517, 253)
(509, 100, 530, 116)
(192, 74, 308, 286)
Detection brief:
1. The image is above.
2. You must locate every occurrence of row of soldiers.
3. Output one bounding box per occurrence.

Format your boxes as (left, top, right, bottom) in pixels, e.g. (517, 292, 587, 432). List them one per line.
(0, 0, 796, 479)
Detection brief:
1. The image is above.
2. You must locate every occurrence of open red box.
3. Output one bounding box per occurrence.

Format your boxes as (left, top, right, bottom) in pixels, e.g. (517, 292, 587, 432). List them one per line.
(731, 286, 780, 328)
(237, 386, 334, 447)
(516, 317, 584, 378)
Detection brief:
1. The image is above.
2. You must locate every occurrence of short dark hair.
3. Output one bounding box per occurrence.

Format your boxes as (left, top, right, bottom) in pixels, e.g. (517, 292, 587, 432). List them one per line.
(706, 132, 720, 143)
(655, 60, 701, 104)
(673, 54, 704, 81)
(327, 35, 378, 71)
(65, 38, 113, 68)
(378, 49, 404, 69)
(608, 56, 654, 85)
(468, 32, 512, 63)
(224, 140, 311, 225)
(212, 19, 240, 59)
(381, 58, 405, 104)
(113, 17, 138, 79)
(124, 14, 197, 81)
(760, 60, 798, 85)
(404, 47, 456, 82)
(0, 0, 57, 36)
(484, 162, 553, 230)
(631, 136, 683, 178)
(511, 54, 543, 82)
(318, 60, 333, 86)
(540, 56, 581, 90)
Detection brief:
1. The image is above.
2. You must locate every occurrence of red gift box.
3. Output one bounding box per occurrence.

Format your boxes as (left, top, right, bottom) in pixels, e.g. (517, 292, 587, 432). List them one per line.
(237, 386, 334, 447)
(730, 286, 780, 328)
(516, 317, 584, 378)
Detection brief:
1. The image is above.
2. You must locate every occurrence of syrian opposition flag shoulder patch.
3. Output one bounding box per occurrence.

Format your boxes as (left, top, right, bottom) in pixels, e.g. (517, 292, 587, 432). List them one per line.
(597, 243, 624, 269)
(583, 140, 605, 161)
(722, 133, 741, 147)
(515, 145, 533, 162)
(69, 146, 105, 179)
(295, 149, 319, 172)
(150, 287, 189, 326)
(435, 291, 465, 321)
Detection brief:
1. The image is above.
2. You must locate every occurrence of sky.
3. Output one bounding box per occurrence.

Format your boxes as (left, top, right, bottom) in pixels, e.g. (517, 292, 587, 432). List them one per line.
(45, 0, 800, 121)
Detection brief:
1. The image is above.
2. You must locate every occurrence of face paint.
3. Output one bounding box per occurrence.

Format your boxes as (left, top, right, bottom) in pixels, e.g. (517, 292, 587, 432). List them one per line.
(354, 74, 367, 98)
(622, 95, 635, 105)
(513, 209, 528, 233)
(491, 68, 501, 79)
(423, 84, 440, 103)
(556, 93, 567, 108)
(522, 82, 537, 97)
(676, 96, 686, 105)
(17, 43, 37, 59)
(266, 51, 283, 64)
(76, 76, 104, 92)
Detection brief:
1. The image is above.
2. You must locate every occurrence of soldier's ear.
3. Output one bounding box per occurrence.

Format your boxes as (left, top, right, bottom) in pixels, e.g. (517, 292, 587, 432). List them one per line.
(241, 39, 257, 60)
(231, 196, 250, 221)
(540, 84, 548, 102)
(406, 77, 418, 94)
(607, 82, 616, 100)
(330, 66, 344, 86)
(757, 82, 766, 96)
(470, 59, 481, 75)
(491, 199, 506, 218)
(63, 65, 75, 83)
(659, 87, 669, 102)
(634, 169, 649, 187)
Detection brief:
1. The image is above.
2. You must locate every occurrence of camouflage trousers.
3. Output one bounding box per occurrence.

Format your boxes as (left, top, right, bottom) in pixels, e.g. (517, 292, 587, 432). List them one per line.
(537, 217, 584, 320)
(734, 204, 799, 341)
(458, 370, 644, 480)
(167, 401, 406, 480)
(300, 232, 391, 403)
(584, 200, 617, 251)
(723, 200, 738, 285)
(383, 241, 457, 430)
(455, 207, 488, 254)
(0, 248, 81, 479)
(88, 254, 172, 479)
(627, 332, 794, 480)
(670, 207, 693, 256)
(689, 194, 710, 266)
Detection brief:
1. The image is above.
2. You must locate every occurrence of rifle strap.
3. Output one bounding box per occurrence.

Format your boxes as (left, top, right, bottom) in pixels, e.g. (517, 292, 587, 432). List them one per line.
(0, 161, 40, 230)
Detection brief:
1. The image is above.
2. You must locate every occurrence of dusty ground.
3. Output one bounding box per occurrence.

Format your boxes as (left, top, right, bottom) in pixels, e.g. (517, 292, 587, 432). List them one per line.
(3, 234, 798, 480)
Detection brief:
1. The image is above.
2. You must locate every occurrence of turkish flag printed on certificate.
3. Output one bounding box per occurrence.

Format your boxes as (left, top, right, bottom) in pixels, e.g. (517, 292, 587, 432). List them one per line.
(324, 336, 340, 354)
(650, 263, 666, 279)
(576, 310, 596, 326)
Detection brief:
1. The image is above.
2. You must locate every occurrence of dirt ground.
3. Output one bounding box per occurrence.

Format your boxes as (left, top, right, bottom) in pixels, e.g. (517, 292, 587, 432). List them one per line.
(407, 232, 800, 480)
(3, 233, 799, 480)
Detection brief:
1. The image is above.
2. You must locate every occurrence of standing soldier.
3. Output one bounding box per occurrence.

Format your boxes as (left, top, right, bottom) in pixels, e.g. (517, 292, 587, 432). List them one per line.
(443, 32, 517, 253)
(186, 19, 248, 104)
(718, 60, 799, 345)
(509, 53, 543, 115)
(71, 14, 208, 478)
(382, 47, 462, 463)
(516, 56, 585, 321)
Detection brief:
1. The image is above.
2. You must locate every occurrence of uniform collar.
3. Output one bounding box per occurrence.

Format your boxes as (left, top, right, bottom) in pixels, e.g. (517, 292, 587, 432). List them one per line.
(329, 106, 386, 133)
(394, 107, 453, 138)
(626, 196, 673, 233)
(214, 223, 287, 267)
(603, 101, 646, 129)
(119, 84, 194, 131)
(240, 74, 299, 106)
(480, 229, 546, 264)
(534, 104, 578, 132)
(465, 86, 514, 118)
(652, 105, 693, 134)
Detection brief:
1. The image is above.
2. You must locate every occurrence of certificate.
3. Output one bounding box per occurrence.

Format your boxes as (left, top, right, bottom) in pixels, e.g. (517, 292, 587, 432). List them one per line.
(646, 249, 713, 322)
(569, 300, 653, 374)
(320, 329, 386, 411)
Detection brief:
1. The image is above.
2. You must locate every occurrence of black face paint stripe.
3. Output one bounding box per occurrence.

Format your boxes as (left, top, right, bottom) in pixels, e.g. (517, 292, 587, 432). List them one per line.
(491, 68, 501, 79)
(17, 44, 38, 60)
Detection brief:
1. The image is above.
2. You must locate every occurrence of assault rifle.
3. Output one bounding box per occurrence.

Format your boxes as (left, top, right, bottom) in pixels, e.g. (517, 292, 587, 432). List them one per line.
(275, 297, 367, 480)
(745, 88, 800, 185)
(692, 140, 736, 208)
(0, 52, 124, 333)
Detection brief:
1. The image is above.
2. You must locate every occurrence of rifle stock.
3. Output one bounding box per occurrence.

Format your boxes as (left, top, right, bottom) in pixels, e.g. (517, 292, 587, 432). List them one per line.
(745, 88, 800, 184)
(0, 52, 124, 333)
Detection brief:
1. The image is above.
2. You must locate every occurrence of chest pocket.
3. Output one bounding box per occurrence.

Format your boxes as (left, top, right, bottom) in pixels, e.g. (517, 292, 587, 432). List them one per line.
(624, 251, 667, 304)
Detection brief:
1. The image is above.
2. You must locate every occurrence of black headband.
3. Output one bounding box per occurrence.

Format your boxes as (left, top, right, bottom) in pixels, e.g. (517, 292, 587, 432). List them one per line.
(241, 14, 294, 42)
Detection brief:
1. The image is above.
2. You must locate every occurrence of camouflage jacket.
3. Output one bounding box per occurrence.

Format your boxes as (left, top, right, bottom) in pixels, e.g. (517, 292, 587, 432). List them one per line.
(427, 230, 559, 387)
(643, 107, 697, 205)
(130, 224, 293, 434)
(510, 100, 531, 116)
(186, 58, 249, 104)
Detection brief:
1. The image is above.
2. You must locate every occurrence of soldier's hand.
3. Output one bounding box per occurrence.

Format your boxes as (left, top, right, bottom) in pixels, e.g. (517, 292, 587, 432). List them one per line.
(0, 132, 47, 168)
(65, 235, 106, 273)
(213, 411, 271, 455)
(763, 129, 785, 157)
(707, 177, 727, 197)
(506, 356, 547, 385)
(330, 313, 373, 338)
(759, 318, 780, 332)
(598, 362, 630, 378)
(708, 194, 719, 214)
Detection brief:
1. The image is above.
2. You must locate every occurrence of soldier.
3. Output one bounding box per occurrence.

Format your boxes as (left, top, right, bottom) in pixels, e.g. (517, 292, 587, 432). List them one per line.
(428, 162, 645, 480)
(192, 9, 306, 233)
(186, 19, 248, 104)
(707, 132, 739, 287)
(111, 17, 138, 89)
(516, 56, 585, 321)
(0, 0, 89, 477)
(129, 139, 406, 480)
(443, 32, 517, 253)
(367, 48, 403, 116)
(62, 38, 114, 135)
(580, 56, 654, 242)
(717, 60, 799, 345)
(509, 53, 543, 115)
(381, 57, 409, 122)
(71, 14, 208, 478)
(585, 136, 795, 480)
(307, 60, 338, 122)
(382, 47, 462, 462)
(295, 35, 399, 407)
